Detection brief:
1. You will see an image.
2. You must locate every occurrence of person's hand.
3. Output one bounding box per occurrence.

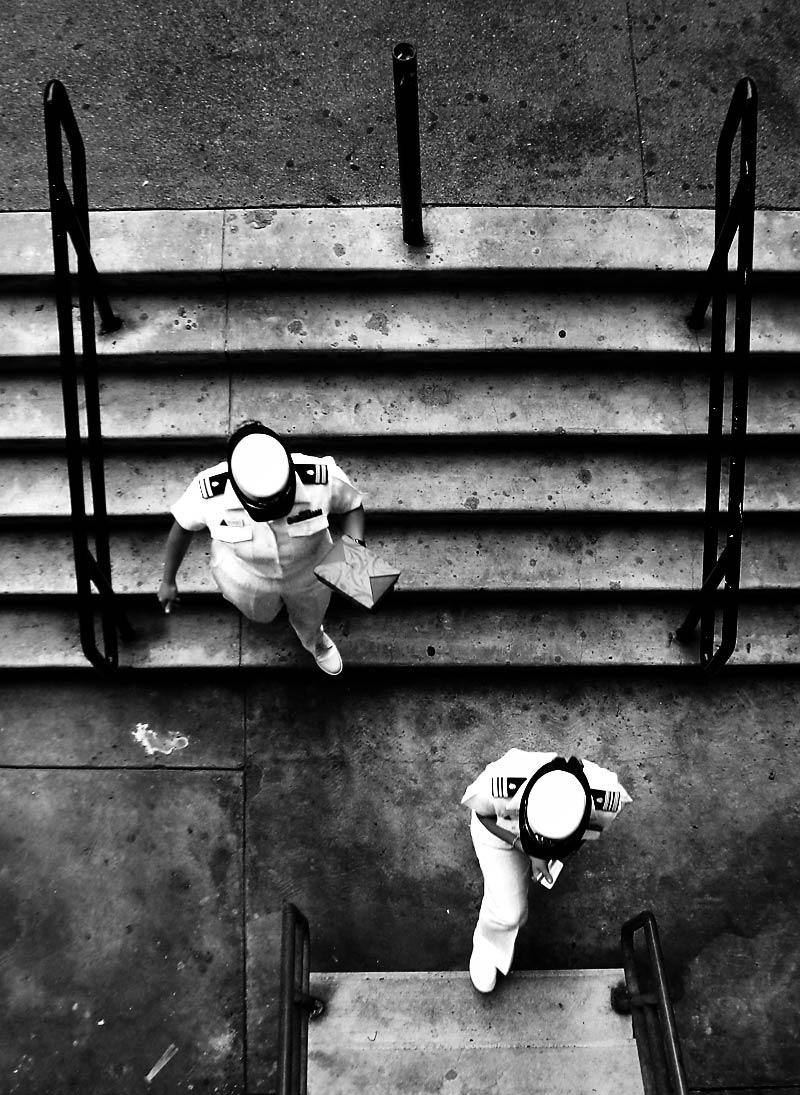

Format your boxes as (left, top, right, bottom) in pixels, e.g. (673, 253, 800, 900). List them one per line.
(530, 856, 553, 884)
(157, 579, 180, 614)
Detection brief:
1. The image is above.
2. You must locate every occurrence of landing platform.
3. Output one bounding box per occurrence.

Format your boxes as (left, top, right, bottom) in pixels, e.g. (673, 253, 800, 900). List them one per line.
(307, 969, 642, 1095)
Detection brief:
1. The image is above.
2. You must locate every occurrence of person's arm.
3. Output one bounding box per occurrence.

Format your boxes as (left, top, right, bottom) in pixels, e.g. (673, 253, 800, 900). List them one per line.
(157, 520, 195, 613)
(338, 504, 366, 545)
(529, 857, 554, 884)
(476, 814, 553, 884)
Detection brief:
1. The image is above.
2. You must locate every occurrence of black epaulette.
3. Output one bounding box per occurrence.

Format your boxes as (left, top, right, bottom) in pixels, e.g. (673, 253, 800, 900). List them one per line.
(591, 789, 622, 813)
(490, 776, 526, 799)
(295, 462, 329, 486)
(199, 471, 229, 499)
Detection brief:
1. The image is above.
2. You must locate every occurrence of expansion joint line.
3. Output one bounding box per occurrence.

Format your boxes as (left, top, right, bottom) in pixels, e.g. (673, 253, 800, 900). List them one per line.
(625, 0, 650, 207)
(241, 686, 249, 1092)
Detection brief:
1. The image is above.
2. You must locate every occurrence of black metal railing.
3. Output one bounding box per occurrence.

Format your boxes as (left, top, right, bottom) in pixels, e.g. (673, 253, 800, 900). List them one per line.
(277, 903, 325, 1095)
(620, 911, 689, 1095)
(392, 42, 424, 245)
(677, 77, 757, 675)
(43, 79, 132, 674)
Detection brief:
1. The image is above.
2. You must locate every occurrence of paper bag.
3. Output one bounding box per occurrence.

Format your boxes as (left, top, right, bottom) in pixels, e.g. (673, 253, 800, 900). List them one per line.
(314, 538, 400, 610)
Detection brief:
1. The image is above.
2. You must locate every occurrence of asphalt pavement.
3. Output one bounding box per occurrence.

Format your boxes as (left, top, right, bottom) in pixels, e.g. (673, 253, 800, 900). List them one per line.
(1, 0, 798, 212)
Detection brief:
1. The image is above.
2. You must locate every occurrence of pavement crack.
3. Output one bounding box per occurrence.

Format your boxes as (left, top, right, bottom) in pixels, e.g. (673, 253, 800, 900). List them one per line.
(625, 0, 649, 206)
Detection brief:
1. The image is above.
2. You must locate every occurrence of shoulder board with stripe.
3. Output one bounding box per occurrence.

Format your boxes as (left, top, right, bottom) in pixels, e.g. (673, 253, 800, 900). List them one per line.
(490, 775, 527, 799)
(295, 462, 329, 486)
(591, 789, 622, 813)
(199, 471, 229, 499)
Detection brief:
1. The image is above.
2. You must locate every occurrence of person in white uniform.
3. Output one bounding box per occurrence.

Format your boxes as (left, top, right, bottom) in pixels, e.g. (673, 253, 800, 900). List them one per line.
(461, 750, 631, 992)
(157, 421, 366, 675)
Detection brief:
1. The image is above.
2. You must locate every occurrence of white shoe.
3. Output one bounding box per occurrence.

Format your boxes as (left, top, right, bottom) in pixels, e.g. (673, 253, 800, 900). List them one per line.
(469, 948, 498, 993)
(313, 632, 343, 676)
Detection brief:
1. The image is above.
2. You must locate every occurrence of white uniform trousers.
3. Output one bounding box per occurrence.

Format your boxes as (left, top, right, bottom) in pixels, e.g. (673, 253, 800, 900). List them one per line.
(469, 810, 532, 975)
(211, 557, 331, 652)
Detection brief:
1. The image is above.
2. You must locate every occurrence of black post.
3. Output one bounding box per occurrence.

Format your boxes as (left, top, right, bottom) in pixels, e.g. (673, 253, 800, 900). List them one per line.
(392, 42, 424, 245)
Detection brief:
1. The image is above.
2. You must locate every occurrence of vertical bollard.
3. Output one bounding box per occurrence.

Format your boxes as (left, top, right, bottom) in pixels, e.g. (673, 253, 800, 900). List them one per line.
(392, 42, 424, 245)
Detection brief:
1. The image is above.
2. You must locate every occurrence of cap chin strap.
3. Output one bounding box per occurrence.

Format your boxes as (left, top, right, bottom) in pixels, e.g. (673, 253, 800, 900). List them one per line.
(518, 756, 592, 860)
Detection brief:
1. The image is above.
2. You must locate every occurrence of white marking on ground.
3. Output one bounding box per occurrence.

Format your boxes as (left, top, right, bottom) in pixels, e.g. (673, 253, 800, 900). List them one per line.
(132, 722, 189, 756)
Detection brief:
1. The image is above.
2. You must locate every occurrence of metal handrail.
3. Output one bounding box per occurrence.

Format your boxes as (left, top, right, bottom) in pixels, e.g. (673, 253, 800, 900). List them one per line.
(277, 903, 325, 1095)
(677, 77, 757, 675)
(43, 79, 132, 674)
(392, 42, 424, 245)
(621, 911, 689, 1095)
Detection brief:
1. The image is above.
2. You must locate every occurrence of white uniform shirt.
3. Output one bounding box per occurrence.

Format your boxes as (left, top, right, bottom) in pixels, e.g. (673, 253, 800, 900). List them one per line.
(461, 748, 631, 843)
(171, 452, 363, 591)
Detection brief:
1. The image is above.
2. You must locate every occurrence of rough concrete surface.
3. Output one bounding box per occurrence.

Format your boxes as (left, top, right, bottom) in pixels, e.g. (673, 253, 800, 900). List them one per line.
(0, 766, 244, 1094)
(1, 0, 798, 210)
(243, 668, 800, 1089)
(1, 670, 799, 1090)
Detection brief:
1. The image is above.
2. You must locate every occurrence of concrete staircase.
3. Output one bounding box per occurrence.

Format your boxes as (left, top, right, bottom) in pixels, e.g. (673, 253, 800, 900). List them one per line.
(2, 205, 800, 671)
(3, 205, 800, 1092)
(306, 969, 642, 1095)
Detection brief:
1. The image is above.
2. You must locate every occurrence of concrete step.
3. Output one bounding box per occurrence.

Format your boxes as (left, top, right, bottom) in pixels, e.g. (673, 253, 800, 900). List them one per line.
(2, 364, 800, 440)
(309, 1042, 643, 1095)
(308, 970, 632, 1048)
(3, 520, 799, 596)
(0, 286, 676, 362)
(2, 206, 798, 285)
(3, 204, 797, 676)
(2, 596, 798, 669)
(4, 282, 800, 366)
(306, 969, 642, 1095)
(3, 447, 798, 519)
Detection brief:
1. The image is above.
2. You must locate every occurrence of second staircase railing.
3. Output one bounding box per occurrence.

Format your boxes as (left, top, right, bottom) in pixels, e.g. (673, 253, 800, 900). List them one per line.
(620, 911, 689, 1095)
(278, 902, 325, 1095)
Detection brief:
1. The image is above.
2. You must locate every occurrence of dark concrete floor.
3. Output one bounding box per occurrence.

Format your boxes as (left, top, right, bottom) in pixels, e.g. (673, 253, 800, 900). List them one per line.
(0, 0, 798, 210)
(1, 667, 799, 1091)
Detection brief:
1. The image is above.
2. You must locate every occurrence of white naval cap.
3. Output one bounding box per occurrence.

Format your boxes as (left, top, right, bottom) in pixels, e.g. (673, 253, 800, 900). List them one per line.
(524, 769, 588, 840)
(229, 431, 292, 500)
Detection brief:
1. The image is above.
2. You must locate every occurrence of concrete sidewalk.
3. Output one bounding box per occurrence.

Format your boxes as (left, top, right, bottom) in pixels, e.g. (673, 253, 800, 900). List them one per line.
(1, 0, 798, 212)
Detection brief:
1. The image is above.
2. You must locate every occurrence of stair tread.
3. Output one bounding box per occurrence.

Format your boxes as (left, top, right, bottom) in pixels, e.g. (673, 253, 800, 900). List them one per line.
(3, 523, 799, 596)
(2, 599, 799, 669)
(2, 366, 800, 439)
(308, 1042, 643, 1095)
(1, 206, 798, 279)
(3, 450, 798, 518)
(305, 966, 641, 1095)
(4, 284, 800, 361)
(307, 969, 632, 1048)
